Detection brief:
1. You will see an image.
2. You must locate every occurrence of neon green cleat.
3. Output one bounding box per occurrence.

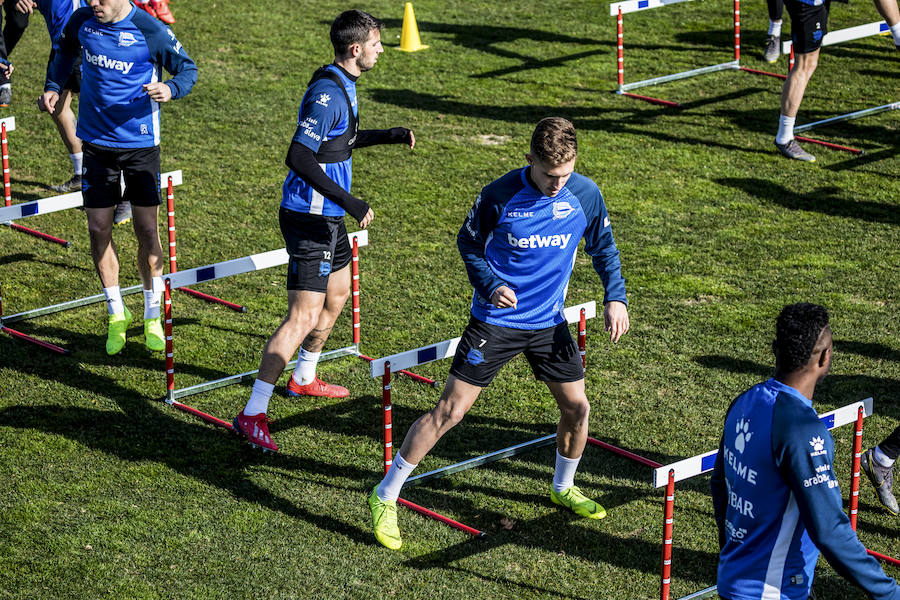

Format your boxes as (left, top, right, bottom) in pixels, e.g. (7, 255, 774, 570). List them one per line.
(106, 307, 133, 355)
(368, 487, 402, 550)
(144, 317, 165, 351)
(550, 485, 607, 520)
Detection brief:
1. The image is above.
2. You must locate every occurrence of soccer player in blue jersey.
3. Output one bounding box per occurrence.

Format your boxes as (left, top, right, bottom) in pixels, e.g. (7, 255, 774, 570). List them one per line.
(40, 0, 196, 355)
(368, 117, 630, 550)
(233, 10, 414, 453)
(712, 303, 900, 600)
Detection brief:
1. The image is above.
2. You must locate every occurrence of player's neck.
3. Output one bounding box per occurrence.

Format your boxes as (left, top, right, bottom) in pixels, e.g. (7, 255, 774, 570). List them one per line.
(333, 57, 361, 79)
(107, 2, 133, 24)
(774, 371, 816, 402)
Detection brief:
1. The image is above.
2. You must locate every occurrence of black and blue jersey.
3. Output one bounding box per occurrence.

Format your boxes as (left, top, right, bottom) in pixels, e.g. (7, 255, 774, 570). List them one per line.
(281, 65, 357, 217)
(36, 0, 87, 45)
(711, 379, 900, 600)
(45, 4, 197, 149)
(458, 167, 627, 330)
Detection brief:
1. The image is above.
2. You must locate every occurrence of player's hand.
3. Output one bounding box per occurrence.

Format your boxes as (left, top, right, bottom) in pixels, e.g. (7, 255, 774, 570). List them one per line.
(408, 130, 416, 149)
(38, 91, 59, 114)
(0, 62, 12, 77)
(143, 82, 172, 103)
(604, 301, 629, 344)
(14, 0, 34, 14)
(491, 286, 517, 309)
(358, 208, 374, 229)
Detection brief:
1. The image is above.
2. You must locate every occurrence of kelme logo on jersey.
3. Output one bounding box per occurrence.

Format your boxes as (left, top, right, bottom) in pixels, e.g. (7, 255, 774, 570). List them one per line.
(83, 49, 134, 74)
(552, 201, 576, 220)
(507, 232, 572, 250)
(809, 436, 827, 457)
(316, 93, 331, 107)
(118, 32, 138, 47)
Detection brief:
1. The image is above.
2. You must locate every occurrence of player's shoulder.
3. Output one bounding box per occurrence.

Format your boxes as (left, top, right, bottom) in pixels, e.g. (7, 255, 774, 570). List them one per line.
(130, 7, 177, 42)
(565, 172, 601, 201)
(482, 168, 527, 204)
(68, 6, 94, 28)
(772, 390, 827, 446)
(304, 74, 347, 110)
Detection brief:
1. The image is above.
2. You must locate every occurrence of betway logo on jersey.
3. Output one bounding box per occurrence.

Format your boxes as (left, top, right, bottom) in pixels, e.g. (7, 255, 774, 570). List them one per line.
(83, 49, 134, 74)
(507, 232, 572, 249)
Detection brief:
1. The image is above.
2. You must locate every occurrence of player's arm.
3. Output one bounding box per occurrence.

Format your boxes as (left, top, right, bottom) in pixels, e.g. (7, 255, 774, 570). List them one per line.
(354, 127, 414, 149)
(775, 404, 900, 600)
(42, 8, 89, 112)
(456, 188, 510, 305)
(284, 142, 369, 222)
(140, 17, 197, 101)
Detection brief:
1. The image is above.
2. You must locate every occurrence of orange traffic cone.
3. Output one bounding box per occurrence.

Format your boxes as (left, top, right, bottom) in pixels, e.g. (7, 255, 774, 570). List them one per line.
(397, 3, 428, 52)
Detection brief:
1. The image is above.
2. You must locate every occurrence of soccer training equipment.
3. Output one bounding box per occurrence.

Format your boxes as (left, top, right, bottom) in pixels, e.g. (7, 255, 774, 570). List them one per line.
(368, 487, 402, 550)
(286, 376, 349, 398)
(551, 486, 607, 519)
(106, 307, 133, 355)
(233, 411, 278, 453)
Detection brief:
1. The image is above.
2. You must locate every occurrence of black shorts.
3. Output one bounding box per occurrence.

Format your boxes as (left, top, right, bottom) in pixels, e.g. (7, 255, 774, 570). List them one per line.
(449, 317, 584, 388)
(81, 142, 161, 208)
(47, 49, 81, 93)
(279, 207, 352, 293)
(786, 0, 830, 54)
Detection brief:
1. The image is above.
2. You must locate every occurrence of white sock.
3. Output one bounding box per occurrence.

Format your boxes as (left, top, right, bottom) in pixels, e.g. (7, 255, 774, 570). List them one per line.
(890, 22, 900, 46)
(553, 450, 581, 493)
(70, 152, 83, 177)
(874, 445, 895, 468)
(775, 114, 795, 145)
(244, 379, 275, 417)
(376, 453, 418, 502)
(103, 286, 124, 315)
(292, 348, 321, 385)
(0, 84, 9, 91)
(143, 276, 163, 320)
(768, 20, 782, 37)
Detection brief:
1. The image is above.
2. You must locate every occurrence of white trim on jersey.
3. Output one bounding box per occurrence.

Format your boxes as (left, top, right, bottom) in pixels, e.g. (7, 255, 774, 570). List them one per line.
(151, 65, 161, 146)
(762, 493, 801, 599)
(308, 163, 327, 215)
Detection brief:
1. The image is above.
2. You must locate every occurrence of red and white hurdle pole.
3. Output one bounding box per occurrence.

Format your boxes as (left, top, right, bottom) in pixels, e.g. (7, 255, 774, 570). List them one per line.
(166, 176, 246, 312)
(617, 8, 624, 88)
(660, 469, 675, 600)
(849, 405, 863, 529)
(0, 283, 69, 354)
(789, 46, 794, 71)
(578, 307, 587, 373)
(733, 0, 740, 61)
(162, 278, 236, 430)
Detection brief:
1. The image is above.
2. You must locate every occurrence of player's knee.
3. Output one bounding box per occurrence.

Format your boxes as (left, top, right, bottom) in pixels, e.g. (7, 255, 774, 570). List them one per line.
(562, 397, 590, 424)
(87, 221, 112, 244)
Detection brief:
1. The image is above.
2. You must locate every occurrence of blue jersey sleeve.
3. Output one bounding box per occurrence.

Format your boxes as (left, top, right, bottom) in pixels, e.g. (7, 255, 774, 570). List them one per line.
(773, 400, 900, 600)
(291, 79, 345, 153)
(569, 175, 627, 305)
(45, 7, 91, 93)
(457, 186, 509, 302)
(133, 13, 197, 99)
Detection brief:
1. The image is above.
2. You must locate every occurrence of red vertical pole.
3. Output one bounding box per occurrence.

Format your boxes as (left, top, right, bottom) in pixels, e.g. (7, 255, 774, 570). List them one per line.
(734, 0, 741, 61)
(849, 405, 864, 530)
(789, 46, 794, 71)
(660, 469, 675, 600)
(166, 176, 177, 274)
(617, 8, 624, 88)
(2, 123, 10, 207)
(383, 361, 393, 475)
(352, 237, 360, 346)
(164, 278, 175, 402)
(578, 308, 587, 374)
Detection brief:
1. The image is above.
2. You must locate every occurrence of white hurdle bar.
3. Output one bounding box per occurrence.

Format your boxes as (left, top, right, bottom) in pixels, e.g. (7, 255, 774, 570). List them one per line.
(782, 21, 889, 54)
(0, 117, 15, 133)
(794, 102, 900, 133)
(167, 230, 368, 399)
(659, 397, 873, 600)
(0, 170, 183, 224)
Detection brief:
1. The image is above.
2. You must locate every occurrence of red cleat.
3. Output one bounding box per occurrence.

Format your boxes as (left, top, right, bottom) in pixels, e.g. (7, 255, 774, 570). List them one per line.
(233, 411, 278, 453)
(286, 376, 349, 398)
(135, 1, 158, 18)
(151, 0, 175, 24)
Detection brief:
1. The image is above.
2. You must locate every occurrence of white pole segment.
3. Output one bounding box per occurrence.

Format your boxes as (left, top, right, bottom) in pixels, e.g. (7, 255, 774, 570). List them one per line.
(609, 0, 694, 16)
(782, 21, 888, 53)
(0, 117, 15, 132)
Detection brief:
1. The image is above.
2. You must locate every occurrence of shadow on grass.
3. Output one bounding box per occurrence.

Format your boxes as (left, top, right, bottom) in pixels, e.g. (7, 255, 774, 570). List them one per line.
(0, 251, 91, 271)
(713, 177, 900, 226)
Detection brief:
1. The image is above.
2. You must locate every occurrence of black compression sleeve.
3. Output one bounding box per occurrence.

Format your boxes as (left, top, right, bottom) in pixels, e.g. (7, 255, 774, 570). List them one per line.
(354, 127, 411, 149)
(285, 141, 369, 222)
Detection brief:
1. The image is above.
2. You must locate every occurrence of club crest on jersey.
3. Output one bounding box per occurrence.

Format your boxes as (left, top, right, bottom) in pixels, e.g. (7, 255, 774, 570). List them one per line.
(118, 32, 138, 47)
(465, 348, 484, 366)
(552, 201, 576, 220)
(316, 93, 331, 107)
(318, 261, 331, 277)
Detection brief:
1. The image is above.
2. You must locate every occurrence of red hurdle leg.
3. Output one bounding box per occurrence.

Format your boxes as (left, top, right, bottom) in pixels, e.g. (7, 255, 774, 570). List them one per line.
(352, 236, 361, 345)
(578, 308, 586, 373)
(660, 469, 675, 600)
(789, 46, 794, 71)
(2, 123, 10, 208)
(383, 362, 393, 474)
(794, 136, 864, 155)
(164, 279, 175, 401)
(849, 405, 864, 529)
(617, 8, 624, 88)
(0, 283, 69, 354)
(734, 0, 740, 61)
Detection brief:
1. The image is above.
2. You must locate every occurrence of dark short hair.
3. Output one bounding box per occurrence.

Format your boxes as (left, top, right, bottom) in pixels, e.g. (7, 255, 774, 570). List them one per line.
(331, 10, 383, 57)
(773, 303, 830, 373)
(530, 117, 577, 165)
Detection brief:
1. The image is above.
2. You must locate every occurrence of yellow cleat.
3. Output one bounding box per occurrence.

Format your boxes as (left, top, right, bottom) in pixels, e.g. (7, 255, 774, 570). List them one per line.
(106, 307, 133, 355)
(368, 487, 402, 550)
(550, 485, 607, 520)
(144, 317, 165, 351)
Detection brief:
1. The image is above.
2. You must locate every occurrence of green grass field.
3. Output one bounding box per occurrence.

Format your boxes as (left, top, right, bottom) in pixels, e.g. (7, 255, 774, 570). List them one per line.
(1, 1, 898, 598)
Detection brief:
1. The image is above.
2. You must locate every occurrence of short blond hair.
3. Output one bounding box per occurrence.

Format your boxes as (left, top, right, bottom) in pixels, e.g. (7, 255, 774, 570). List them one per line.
(530, 117, 577, 165)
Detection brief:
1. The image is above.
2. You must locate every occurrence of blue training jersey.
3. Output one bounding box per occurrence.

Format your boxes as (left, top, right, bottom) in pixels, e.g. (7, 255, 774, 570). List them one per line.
(36, 0, 87, 45)
(45, 5, 197, 149)
(457, 167, 627, 330)
(711, 379, 900, 600)
(281, 65, 357, 217)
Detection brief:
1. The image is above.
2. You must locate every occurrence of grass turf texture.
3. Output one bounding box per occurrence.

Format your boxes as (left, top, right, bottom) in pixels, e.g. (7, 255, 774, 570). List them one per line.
(1, 1, 898, 598)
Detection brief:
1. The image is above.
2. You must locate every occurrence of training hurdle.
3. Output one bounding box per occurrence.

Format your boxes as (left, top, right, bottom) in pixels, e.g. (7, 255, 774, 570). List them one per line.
(611, 0, 785, 108)
(0, 119, 70, 247)
(369, 301, 665, 537)
(656, 397, 896, 600)
(780, 21, 898, 149)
